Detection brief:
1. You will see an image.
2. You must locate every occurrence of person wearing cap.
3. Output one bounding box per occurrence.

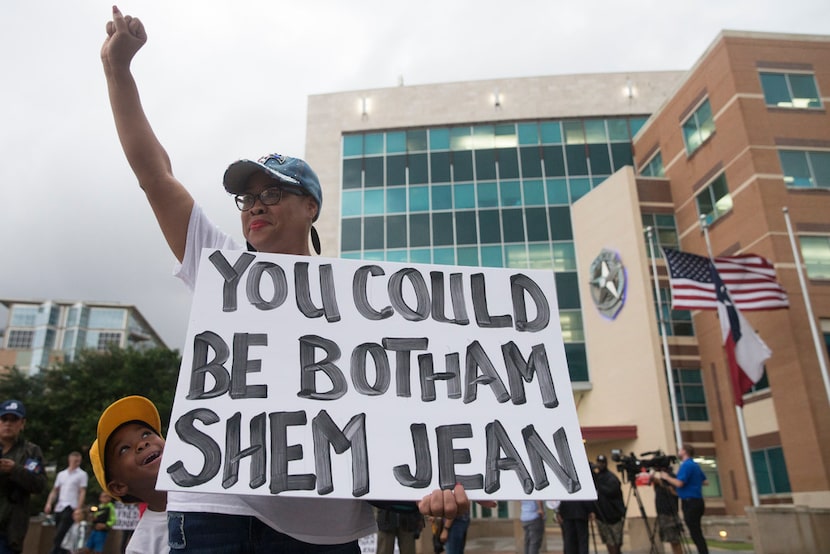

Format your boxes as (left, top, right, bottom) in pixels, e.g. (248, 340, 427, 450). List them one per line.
(591, 454, 625, 554)
(90, 396, 167, 554)
(44, 451, 88, 554)
(101, 7, 468, 553)
(0, 399, 46, 553)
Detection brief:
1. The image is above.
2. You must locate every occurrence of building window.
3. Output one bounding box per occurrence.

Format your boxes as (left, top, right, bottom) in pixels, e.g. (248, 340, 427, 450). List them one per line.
(9, 306, 38, 327)
(88, 308, 126, 329)
(698, 456, 722, 498)
(752, 446, 791, 495)
(6, 330, 34, 349)
(799, 236, 830, 279)
(640, 151, 665, 177)
(695, 174, 732, 225)
(672, 368, 708, 421)
(657, 288, 694, 336)
(760, 71, 821, 109)
(97, 332, 122, 350)
(822, 320, 830, 361)
(779, 150, 830, 189)
(682, 98, 715, 155)
(642, 213, 678, 257)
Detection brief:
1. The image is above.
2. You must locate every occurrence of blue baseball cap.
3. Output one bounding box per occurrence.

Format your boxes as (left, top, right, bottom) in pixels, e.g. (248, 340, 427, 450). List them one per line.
(0, 399, 26, 419)
(223, 153, 323, 222)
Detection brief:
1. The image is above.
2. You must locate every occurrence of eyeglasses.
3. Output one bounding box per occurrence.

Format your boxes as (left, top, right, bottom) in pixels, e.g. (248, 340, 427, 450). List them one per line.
(234, 186, 305, 211)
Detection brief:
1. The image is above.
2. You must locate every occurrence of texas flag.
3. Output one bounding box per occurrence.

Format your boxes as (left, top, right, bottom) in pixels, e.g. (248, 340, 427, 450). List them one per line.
(712, 264, 772, 407)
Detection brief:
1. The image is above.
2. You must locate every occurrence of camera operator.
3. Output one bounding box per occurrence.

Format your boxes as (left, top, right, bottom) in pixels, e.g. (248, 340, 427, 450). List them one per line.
(650, 468, 683, 554)
(592, 455, 626, 554)
(657, 445, 708, 554)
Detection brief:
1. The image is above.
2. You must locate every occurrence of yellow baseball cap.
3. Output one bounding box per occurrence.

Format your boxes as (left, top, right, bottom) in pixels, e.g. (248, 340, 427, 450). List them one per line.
(89, 396, 161, 498)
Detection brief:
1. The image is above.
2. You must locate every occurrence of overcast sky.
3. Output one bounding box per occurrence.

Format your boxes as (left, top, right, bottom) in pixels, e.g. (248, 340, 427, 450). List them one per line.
(1, 0, 827, 350)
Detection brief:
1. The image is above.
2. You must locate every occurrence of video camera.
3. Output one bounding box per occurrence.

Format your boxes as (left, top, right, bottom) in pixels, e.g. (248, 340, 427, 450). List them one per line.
(610, 448, 677, 483)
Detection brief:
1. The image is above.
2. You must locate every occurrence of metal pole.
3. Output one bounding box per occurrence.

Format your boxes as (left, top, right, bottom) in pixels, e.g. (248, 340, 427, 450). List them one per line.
(782, 207, 830, 406)
(646, 226, 683, 451)
(699, 215, 760, 507)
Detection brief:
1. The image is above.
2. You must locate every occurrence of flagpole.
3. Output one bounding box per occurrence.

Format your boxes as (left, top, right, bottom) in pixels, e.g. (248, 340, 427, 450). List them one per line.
(700, 215, 761, 507)
(646, 227, 683, 451)
(782, 207, 830, 406)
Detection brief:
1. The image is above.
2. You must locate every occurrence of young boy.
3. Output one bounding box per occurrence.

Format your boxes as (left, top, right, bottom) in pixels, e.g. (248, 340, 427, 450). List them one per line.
(89, 396, 167, 554)
(85, 491, 116, 552)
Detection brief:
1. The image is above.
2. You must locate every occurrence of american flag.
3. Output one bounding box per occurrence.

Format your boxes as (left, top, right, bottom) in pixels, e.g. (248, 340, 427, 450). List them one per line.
(662, 248, 789, 311)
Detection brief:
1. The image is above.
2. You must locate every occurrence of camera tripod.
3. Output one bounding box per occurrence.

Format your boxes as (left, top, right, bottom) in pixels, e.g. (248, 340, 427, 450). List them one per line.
(623, 478, 692, 554)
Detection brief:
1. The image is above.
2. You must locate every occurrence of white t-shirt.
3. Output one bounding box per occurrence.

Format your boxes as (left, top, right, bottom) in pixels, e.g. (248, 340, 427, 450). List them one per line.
(126, 509, 168, 554)
(166, 204, 377, 545)
(54, 467, 88, 511)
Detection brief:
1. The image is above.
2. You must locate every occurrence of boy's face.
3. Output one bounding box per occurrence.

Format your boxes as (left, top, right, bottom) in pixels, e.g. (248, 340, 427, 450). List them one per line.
(105, 422, 165, 498)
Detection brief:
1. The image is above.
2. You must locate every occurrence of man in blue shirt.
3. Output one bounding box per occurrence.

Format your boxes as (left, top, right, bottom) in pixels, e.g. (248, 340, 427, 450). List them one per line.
(658, 445, 708, 554)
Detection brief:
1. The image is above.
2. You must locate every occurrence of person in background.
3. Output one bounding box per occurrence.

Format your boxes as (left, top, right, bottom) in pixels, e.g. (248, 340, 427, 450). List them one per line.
(59, 508, 88, 554)
(375, 508, 423, 554)
(658, 444, 709, 554)
(557, 499, 592, 554)
(45, 451, 88, 554)
(0, 399, 47, 554)
(592, 455, 625, 554)
(84, 492, 117, 553)
(520, 500, 546, 554)
(650, 468, 683, 554)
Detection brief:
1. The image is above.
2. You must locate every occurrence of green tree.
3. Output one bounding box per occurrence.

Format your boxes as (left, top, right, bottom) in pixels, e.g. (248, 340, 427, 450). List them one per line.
(0, 346, 180, 508)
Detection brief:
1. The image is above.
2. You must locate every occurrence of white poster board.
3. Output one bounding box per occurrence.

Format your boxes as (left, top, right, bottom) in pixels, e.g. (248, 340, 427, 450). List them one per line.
(156, 250, 595, 501)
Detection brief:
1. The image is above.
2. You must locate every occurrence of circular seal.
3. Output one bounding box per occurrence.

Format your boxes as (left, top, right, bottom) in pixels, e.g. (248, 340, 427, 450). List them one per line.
(589, 249, 626, 319)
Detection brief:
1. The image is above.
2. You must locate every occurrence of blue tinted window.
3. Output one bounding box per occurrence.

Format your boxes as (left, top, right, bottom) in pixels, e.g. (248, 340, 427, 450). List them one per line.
(526, 208, 548, 241)
(386, 187, 406, 213)
(455, 211, 477, 245)
(432, 213, 454, 246)
(477, 182, 499, 207)
(364, 157, 383, 187)
(556, 272, 580, 309)
(364, 189, 384, 214)
(520, 146, 543, 178)
(553, 242, 576, 272)
(546, 178, 569, 205)
(528, 244, 552, 269)
(478, 210, 502, 244)
(500, 181, 521, 207)
(409, 186, 429, 211)
(518, 123, 539, 145)
(386, 132, 406, 153)
(343, 159, 362, 189)
(607, 119, 629, 141)
(481, 246, 503, 267)
(549, 207, 573, 240)
(543, 146, 566, 177)
(407, 130, 428, 152)
(457, 247, 479, 266)
(504, 245, 528, 268)
(475, 149, 497, 180)
(409, 214, 430, 247)
(431, 152, 451, 183)
(364, 217, 384, 250)
(629, 117, 648, 137)
(387, 215, 407, 248)
(502, 209, 525, 242)
(409, 153, 429, 184)
(342, 190, 361, 217)
(410, 249, 431, 263)
(386, 250, 408, 262)
(343, 135, 363, 157)
(570, 178, 591, 201)
(565, 343, 589, 382)
(432, 185, 452, 210)
(341, 219, 361, 251)
(540, 122, 562, 144)
(523, 180, 545, 205)
(365, 133, 384, 155)
(453, 151, 474, 181)
(430, 128, 451, 150)
(387, 155, 406, 186)
(451, 127, 471, 151)
(433, 247, 455, 265)
(497, 148, 519, 179)
(454, 183, 475, 209)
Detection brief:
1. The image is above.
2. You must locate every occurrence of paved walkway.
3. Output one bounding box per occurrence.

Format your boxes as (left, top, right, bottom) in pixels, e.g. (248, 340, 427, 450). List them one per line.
(463, 531, 755, 553)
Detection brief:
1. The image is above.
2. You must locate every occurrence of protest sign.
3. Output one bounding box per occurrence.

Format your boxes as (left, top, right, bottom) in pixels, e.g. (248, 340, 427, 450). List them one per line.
(155, 250, 595, 500)
(113, 502, 141, 530)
